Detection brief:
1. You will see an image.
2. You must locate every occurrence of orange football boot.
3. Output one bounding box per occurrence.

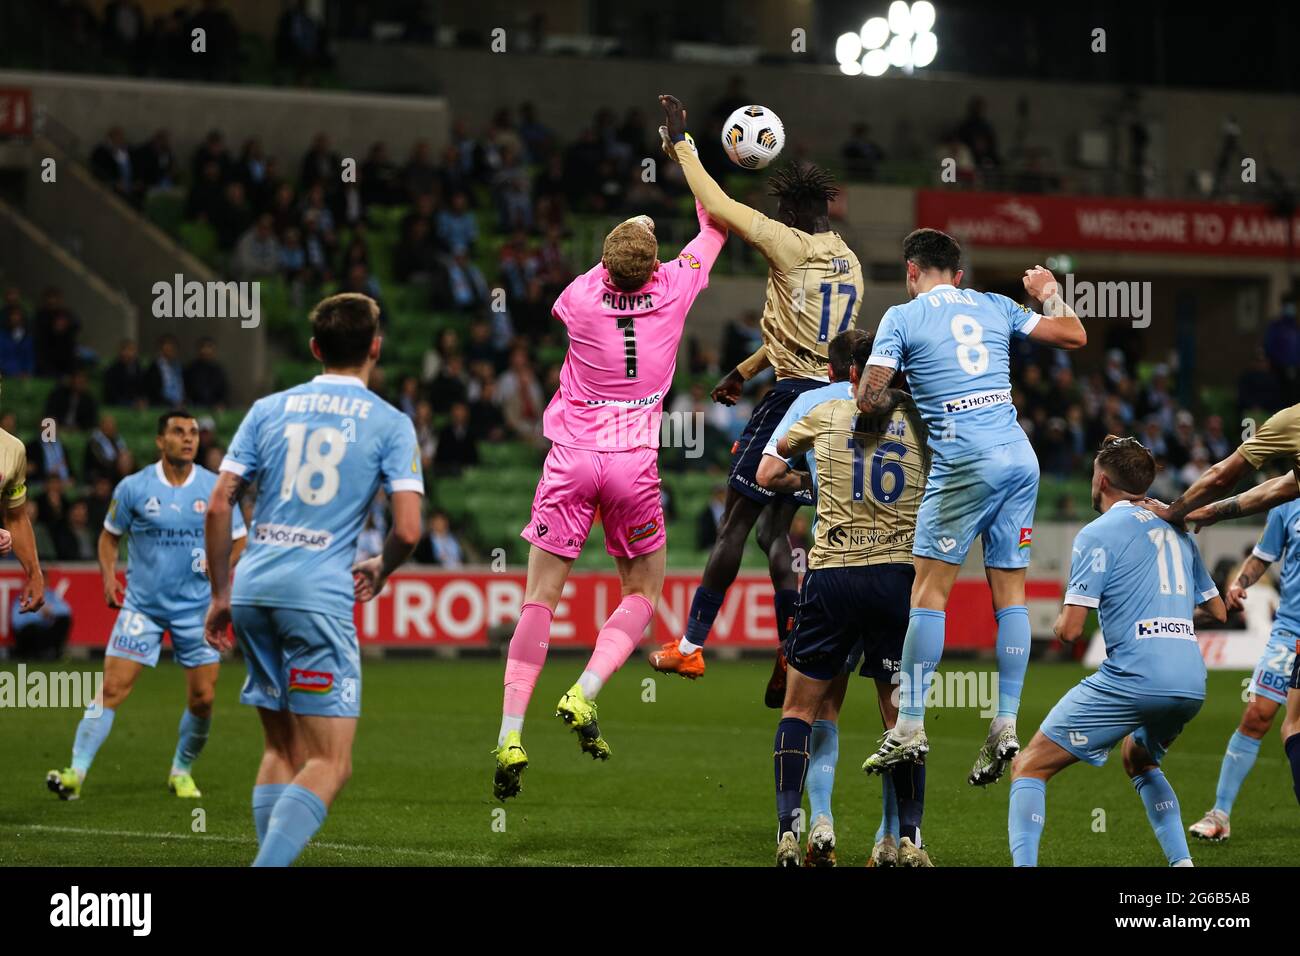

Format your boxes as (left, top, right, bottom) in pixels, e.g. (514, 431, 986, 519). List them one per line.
(764, 643, 789, 708)
(648, 641, 705, 679)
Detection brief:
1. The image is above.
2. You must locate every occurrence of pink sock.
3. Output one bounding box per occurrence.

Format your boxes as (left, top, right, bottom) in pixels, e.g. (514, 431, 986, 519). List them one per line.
(502, 603, 553, 719)
(582, 594, 655, 691)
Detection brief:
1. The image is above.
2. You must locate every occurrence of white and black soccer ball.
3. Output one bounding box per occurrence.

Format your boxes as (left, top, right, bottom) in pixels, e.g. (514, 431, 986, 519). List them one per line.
(720, 105, 785, 170)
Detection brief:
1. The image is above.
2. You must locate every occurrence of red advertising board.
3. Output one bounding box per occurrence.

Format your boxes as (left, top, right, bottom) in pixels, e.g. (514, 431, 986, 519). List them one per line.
(0, 565, 1062, 652)
(915, 189, 1300, 258)
(0, 89, 33, 137)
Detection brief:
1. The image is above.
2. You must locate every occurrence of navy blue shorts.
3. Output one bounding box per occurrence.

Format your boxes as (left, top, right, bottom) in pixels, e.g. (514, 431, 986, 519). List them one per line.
(728, 378, 824, 506)
(787, 564, 914, 681)
(1290, 638, 1300, 692)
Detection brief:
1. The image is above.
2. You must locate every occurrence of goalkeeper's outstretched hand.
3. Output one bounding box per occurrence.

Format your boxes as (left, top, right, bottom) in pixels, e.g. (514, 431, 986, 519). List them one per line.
(659, 94, 687, 141)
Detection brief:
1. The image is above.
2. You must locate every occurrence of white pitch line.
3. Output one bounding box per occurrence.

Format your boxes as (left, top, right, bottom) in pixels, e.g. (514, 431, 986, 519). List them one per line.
(15, 824, 480, 861)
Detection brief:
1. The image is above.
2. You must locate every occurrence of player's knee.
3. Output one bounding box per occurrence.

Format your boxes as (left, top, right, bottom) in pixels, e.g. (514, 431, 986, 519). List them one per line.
(188, 691, 215, 718)
(1240, 702, 1275, 738)
(102, 679, 133, 709)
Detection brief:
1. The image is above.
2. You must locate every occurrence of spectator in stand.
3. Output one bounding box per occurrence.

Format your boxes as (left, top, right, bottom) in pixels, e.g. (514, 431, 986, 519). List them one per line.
(361, 142, 401, 206)
(236, 137, 277, 211)
(279, 226, 309, 282)
(231, 213, 282, 278)
(413, 400, 437, 470)
(720, 310, 763, 375)
(1203, 414, 1231, 461)
(1139, 416, 1169, 460)
(301, 211, 334, 284)
(34, 289, 82, 377)
(85, 474, 114, 532)
(402, 140, 439, 200)
(1166, 409, 1198, 469)
(337, 263, 385, 323)
(1138, 363, 1178, 432)
(300, 182, 337, 238)
(841, 122, 885, 181)
(433, 401, 479, 475)
(145, 334, 186, 406)
(0, 306, 35, 377)
(464, 317, 504, 372)
(269, 181, 299, 234)
(1178, 444, 1213, 490)
(131, 128, 176, 190)
(413, 510, 466, 567)
(188, 0, 239, 81)
(437, 246, 490, 312)
(958, 96, 1001, 169)
(184, 336, 230, 407)
(90, 126, 142, 206)
(84, 414, 128, 484)
(60, 500, 97, 561)
(468, 376, 507, 442)
(1264, 295, 1300, 403)
(211, 180, 253, 250)
(492, 146, 533, 232)
(45, 368, 99, 432)
(496, 345, 545, 448)
(11, 586, 71, 660)
(26, 425, 71, 483)
(437, 192, 478, 253)
(428, 353, 470, 414)
(517, 101, 554, 163)
(191, 129, 232, 182)
(1238, 346, 1284, 416)
(396, 375, 421, 420)
(186, 160, 227, 221)
(421, 328, 462, 383)
(395, 218, 440, 283)
(276, 0, 329, 77)
(35, 474, 72, 545)
(103, 339, 147, 406)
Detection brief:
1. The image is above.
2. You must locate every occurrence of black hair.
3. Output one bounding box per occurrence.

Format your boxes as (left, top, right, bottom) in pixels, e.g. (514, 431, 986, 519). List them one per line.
(829, 328, 869, 380)
(767, 161, 838, 223)
(902, 227, 962, 274)
(157, 408, 196, 434)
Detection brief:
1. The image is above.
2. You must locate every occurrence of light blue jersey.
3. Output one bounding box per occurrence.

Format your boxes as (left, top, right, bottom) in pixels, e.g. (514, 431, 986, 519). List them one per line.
(867, 284, 1039, 464)
(223, 373, 424, 621)
(105, 461, 246, 623)
(762, 380, 853, 488)
(1251, 499, 1300, 636)
(1064, 500, 1218, 700)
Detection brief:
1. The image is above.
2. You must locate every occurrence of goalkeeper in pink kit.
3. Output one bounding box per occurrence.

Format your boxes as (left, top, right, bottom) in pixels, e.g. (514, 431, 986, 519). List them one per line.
(492, 135, 728, 801)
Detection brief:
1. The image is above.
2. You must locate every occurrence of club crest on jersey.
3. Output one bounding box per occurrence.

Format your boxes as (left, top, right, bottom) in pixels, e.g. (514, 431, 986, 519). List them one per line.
(289, 669, 334, 694)
(628, 520, 659, 543)
(1019, 527, 1033, 549)
(192, 499, 206, 514)
(144, 496, 161, 517)
(678, 252, 701, 270)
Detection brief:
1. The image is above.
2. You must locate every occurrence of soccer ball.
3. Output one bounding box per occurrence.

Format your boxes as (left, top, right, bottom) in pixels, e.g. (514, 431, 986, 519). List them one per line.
(721, 105, 785, 170)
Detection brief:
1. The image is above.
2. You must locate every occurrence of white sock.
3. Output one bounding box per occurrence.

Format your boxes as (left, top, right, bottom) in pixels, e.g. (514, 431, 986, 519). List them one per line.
(1172, 858, 1194, 867)
(577, 670, 603, 699)
(497, 715, 524, 747)
(893, 716, 924, 737)
(678, 636, 702, 655)
(991, 715, 1016, 735)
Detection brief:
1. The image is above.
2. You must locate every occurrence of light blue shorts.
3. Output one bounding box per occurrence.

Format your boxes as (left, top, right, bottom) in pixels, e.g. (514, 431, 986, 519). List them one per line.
(913, 440, 1039, 568)
(1250, 629, 1298, 705)
(1039, 676, 1202, 767)
(104, 606, 220, 669)
(232, 604, 362, 718)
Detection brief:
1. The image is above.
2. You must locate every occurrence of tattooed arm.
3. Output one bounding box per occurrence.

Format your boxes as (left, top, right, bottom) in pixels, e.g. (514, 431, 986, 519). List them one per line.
(203, 470, 249, 651)
(856, 363, 904, 415)
(1184, 473, 1300, 530)
(1224, 554, 1270, 613)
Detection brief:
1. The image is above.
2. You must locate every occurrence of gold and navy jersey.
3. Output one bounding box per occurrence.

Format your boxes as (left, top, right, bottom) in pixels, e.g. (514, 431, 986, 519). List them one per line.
(0, 428, 27, 510)
(747, 212, 864, 382)
(784, 397, 929, 569)
(1239, 402, 1300, 486)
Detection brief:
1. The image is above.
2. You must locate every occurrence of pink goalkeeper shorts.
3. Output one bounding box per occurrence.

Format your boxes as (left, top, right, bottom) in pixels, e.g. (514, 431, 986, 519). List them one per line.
(520, 443, 666, 559)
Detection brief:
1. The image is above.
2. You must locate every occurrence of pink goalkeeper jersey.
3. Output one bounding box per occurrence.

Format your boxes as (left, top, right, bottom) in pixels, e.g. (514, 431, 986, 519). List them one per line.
(543, 201, 727, 451)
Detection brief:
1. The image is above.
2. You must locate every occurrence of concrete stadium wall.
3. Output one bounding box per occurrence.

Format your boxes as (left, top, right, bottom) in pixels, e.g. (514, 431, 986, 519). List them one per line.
(0, 70, 450, 178)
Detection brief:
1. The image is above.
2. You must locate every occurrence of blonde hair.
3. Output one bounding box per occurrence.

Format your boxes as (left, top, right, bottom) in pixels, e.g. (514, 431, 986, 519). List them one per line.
(602, 221, 657, 291)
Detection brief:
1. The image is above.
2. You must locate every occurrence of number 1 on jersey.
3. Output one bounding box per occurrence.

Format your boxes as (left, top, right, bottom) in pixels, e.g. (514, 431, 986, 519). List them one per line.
(617, 317, 637, 378)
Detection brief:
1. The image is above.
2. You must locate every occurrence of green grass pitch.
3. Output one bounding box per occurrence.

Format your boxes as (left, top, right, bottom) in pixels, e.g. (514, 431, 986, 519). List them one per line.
(2, 658, 1296, 866)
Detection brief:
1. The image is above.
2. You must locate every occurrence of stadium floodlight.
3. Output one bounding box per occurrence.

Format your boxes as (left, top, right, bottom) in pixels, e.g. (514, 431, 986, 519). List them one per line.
(912, 30, 938, 68)
(860, 16, 890, 49)
(911, 0, 936, 33)
(837, 4, 938, 76)
(836, 31, 864, 65)
(888, 34, 912, 68)
(862, 48, 890, 76)
(888, 0, 914, 38)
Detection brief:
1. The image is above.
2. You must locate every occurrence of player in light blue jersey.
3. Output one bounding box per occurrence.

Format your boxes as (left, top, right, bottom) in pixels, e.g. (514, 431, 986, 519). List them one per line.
(1188, 499, 1300, 842)
(1008, 436, 1226, 866)
(46, 410, 246, 802)
(858, 228, 1087, 786)
(203, 293, 424, 867)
